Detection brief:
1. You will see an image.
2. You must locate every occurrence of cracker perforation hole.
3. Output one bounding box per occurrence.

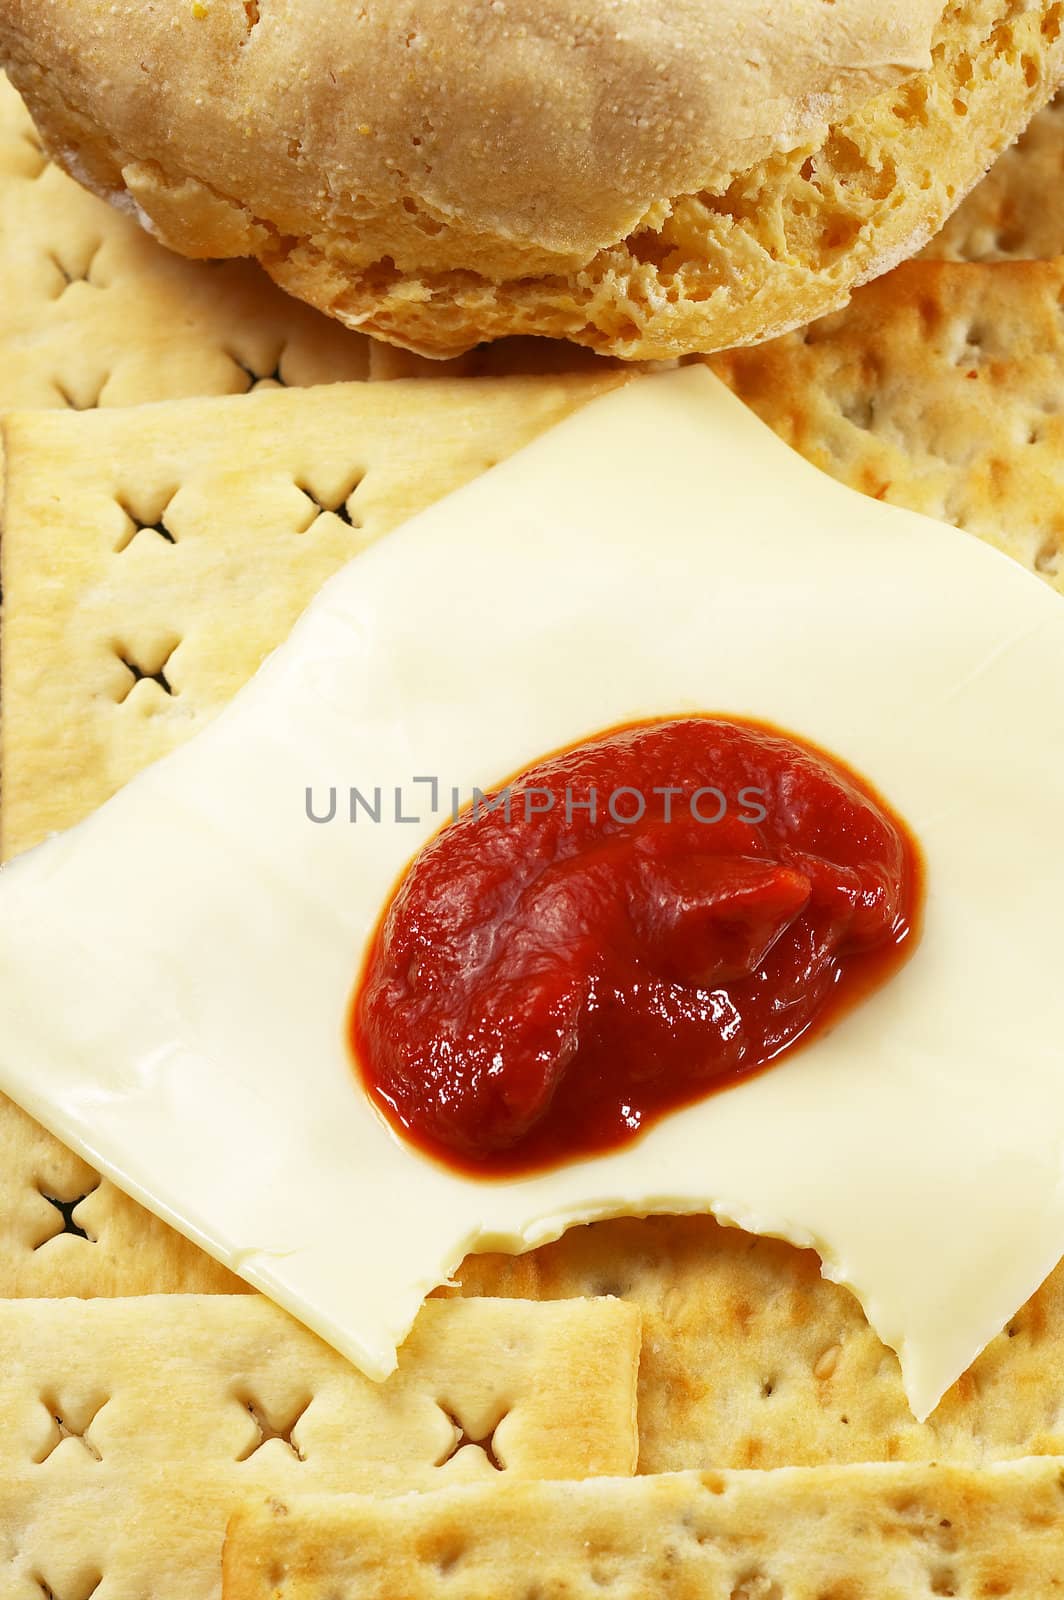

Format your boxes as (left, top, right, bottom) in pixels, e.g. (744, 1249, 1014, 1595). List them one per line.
(1035, 536, 1061, 575)
(226, 345, 289, 390)
(729, 1571, 783, 1600)
(114, 491, 179, 553)
(47, 241, 103, 298)
(228, 352, 258, 392)
(417, 1532, 467, 1576)
(19, 128, 48, 178)
(32, 1182, 100, 1249)
(34, 1573, 102, 1600)
(113, 641, 180, 702)
(813, 1343, 841, 1381)
(233, 1390, 311, 1463)
(952, 322, 988, 368)
(434, 1405, 505, 1471)
(34, 1396, 109, 1464)
(294, 472, 366, 532)
(54, 374, 108, 411)
(840, 394, 875, 431)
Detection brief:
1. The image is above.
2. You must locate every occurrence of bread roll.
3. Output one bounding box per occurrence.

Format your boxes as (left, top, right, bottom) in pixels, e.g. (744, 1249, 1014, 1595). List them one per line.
(1, 0, 1062, 358)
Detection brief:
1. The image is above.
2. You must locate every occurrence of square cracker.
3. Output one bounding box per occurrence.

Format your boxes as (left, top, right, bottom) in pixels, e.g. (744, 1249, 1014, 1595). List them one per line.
(0, 371, 617, 861)
(709, 256, 1064, 592)
(0, 1294, 639, 1597)
(455, 1216, 1064, 1472)
(223, 1459, 1064, 1600)
(0, 1087, 241, 1294)
(6, 319, 1064, 1470)
(0, 372, 614, 1307)
(0, 72, 371, 409)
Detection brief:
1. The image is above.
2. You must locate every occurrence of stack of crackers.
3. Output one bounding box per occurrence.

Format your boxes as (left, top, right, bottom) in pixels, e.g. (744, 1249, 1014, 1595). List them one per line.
(4, 69, 1064, 1597)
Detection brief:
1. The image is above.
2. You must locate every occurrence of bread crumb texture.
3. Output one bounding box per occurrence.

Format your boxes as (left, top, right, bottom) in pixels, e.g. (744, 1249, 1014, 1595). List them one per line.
(924, 85, 1064, 256)
(1, 0, 1063, 356)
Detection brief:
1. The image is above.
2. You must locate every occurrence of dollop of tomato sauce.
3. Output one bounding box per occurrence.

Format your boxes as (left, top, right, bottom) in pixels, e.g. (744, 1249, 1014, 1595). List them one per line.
(352, 717, 921, 1177)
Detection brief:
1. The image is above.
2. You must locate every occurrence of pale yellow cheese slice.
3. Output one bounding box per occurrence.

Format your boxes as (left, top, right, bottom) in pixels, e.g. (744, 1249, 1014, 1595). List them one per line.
(0, 367, 1062, 1420)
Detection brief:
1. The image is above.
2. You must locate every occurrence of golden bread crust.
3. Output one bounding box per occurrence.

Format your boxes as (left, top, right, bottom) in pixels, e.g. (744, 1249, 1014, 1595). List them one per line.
(3, 0, 1063, 356)
(0, 0, 943, 264)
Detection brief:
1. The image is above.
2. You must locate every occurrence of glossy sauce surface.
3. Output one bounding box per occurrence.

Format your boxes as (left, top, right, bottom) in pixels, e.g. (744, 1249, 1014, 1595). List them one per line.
(352, 718, 921, 1176)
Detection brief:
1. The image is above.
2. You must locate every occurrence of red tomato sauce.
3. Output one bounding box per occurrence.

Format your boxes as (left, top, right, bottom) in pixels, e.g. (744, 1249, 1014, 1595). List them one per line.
(351, 717, 922, 1177)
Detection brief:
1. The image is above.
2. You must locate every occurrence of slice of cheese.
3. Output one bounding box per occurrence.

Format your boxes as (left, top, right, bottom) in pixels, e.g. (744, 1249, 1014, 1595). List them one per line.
(1, 367, 1063, 1419)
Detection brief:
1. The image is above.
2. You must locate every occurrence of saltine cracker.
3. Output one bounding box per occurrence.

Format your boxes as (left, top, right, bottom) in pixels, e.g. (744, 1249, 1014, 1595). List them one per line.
(456, 1215, 1064, 1473)
(0, 1087, 240, 1294)
(0, 373, 618, 861)
(0, 372, 617, 1309)
(711, 256, 1064, 590)
(8, 325, 1064, 1470)
(224, 1459, 1064, 1600)
(0, 1294, 639, 1597)
(0, 73, 370, 412)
